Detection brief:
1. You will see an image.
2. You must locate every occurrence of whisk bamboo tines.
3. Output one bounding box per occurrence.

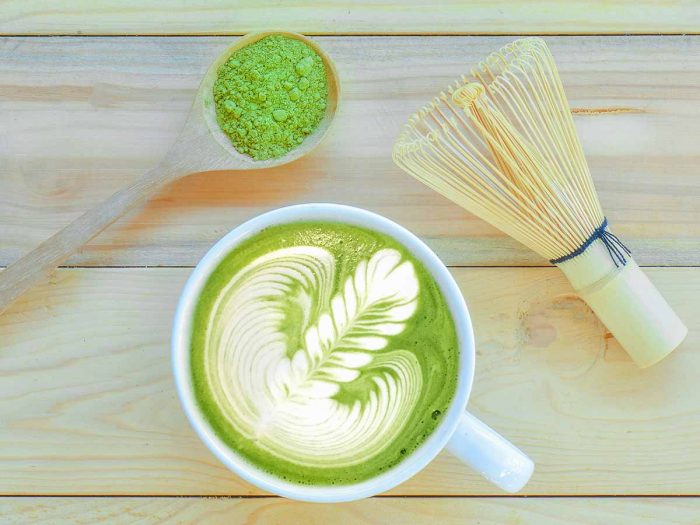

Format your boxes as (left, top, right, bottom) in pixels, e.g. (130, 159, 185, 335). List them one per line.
(393, 38, 687, 368)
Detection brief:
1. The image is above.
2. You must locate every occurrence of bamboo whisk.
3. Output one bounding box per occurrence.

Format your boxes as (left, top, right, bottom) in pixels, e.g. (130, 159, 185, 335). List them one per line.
(393, 38, 687, 368)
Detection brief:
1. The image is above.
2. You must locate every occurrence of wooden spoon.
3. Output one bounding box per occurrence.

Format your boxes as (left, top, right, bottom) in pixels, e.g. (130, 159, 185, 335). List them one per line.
(0, 31, 340, 315)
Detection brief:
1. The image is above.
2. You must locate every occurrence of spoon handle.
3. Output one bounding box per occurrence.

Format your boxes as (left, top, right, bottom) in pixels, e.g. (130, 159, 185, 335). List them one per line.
(0, 165, 174, 315)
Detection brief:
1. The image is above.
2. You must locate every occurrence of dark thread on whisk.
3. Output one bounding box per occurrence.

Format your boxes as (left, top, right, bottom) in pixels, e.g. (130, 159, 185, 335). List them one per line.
(550, 218, 631, 267)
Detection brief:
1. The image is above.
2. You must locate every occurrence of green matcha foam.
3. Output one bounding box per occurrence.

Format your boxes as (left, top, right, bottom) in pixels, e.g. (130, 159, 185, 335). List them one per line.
(191, 222, 459, 486)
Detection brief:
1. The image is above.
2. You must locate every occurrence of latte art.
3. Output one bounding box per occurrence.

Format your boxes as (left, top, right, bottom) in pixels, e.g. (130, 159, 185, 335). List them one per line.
(205, 246, 421, 466)
(191, 222, 458, 485)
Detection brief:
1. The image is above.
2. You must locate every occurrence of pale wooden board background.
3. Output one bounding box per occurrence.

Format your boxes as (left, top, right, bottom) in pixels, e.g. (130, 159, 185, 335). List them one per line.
(3, 497, 700, 525)
(0, 36, 698, 267)
(0, 1, 697, 35)
(1, 4, 699, 524)
(1, 267, 697, 496)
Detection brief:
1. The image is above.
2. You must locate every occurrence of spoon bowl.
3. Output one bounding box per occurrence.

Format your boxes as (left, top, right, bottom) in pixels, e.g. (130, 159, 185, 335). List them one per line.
(0, 31, 340, 315)
(179, 30, 340, 173)
(195, 31, 340, 170)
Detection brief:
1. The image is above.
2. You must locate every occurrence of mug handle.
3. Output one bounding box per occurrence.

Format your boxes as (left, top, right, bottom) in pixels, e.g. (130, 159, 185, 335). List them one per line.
(447, 411, 534, 493)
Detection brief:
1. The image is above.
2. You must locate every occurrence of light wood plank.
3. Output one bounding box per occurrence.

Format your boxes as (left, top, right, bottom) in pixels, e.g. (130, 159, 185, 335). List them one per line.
(0, 267, 697, 496)
(0, 1, 697, 36)
(0, 36, 698, 268)
(2, 497, 700, 525)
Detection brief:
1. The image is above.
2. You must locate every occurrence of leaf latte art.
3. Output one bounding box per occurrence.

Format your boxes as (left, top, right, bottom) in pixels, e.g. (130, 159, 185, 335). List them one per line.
(191, 222, 459, 485)
(205, 246, 421, 467)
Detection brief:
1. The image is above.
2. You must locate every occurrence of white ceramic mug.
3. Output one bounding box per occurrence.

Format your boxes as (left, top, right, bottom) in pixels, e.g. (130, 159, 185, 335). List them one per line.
(172, 203, 534, 502)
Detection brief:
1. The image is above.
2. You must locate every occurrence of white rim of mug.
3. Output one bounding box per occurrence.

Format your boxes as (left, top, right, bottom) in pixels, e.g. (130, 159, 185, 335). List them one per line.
(171, 203, 475, 502)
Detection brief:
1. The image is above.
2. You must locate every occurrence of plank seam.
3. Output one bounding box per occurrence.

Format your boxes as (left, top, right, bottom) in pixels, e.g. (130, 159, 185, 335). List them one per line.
(1, 494, 698, 499)
(2, 265, 699, 270)
(0, 33, 697, 38)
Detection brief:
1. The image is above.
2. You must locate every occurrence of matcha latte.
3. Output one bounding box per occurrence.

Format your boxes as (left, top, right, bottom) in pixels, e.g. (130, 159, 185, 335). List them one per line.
(190, 222, 459, 486)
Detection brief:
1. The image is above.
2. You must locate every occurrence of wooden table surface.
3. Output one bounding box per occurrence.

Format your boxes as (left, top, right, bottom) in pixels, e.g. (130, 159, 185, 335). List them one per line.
(1, 3, 699, 524)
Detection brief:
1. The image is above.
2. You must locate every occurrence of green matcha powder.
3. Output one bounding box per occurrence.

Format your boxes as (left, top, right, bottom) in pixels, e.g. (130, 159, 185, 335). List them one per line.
(213, 35, 328, 160)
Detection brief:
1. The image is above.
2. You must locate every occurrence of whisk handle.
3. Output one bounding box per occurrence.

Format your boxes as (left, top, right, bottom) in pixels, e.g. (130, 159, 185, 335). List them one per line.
(577, 259, 687, 368)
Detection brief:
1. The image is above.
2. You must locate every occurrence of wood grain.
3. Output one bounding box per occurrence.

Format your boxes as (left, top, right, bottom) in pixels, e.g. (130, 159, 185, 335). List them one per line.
(0, 266, 697, 496)
(2, 8, 699, 521)
(2, 497, 700, 524)
(0, 1, 697, 36)
(0, 31, 341, 315)
(1, 36, 698, 268)
(0, 37, 700, 266)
